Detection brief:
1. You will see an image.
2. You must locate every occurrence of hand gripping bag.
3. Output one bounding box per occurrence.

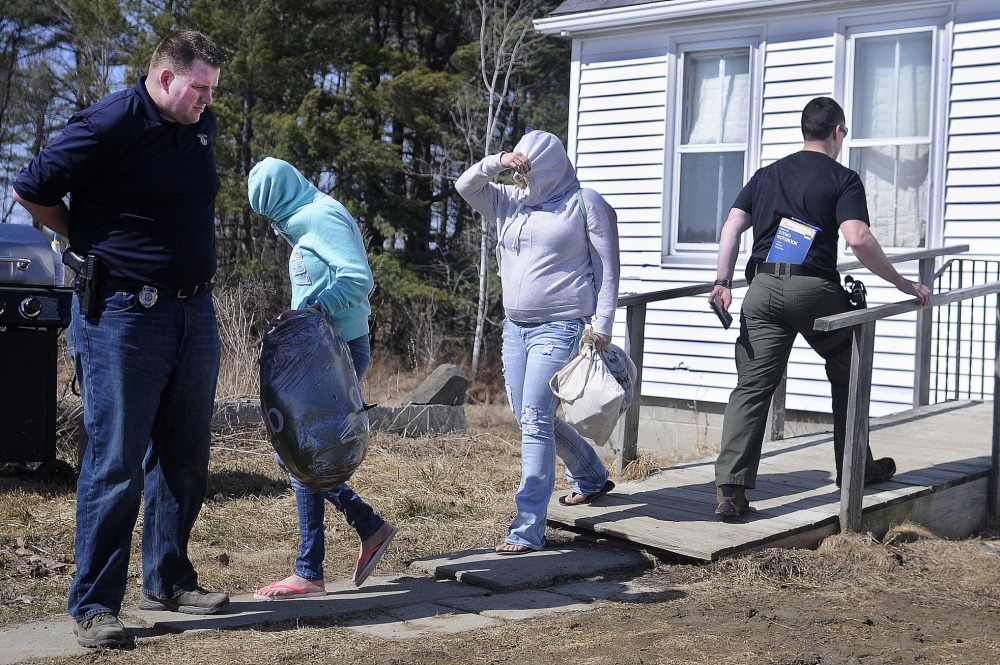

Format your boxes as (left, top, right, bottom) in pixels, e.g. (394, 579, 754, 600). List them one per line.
(600, 342, 638, 418)
(549, 327, 635, 446)
(259, 308, 369, 492)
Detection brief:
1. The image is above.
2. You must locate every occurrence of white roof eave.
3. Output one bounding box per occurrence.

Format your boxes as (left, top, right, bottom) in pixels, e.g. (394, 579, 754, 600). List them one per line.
(534, 0, 878, 36)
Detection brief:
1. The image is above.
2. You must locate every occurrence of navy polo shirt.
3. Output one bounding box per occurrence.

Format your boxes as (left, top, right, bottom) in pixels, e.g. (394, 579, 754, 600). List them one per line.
(13, 76, 220, 288)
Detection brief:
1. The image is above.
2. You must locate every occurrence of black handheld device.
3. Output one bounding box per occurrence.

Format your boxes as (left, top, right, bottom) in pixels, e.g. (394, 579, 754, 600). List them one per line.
(709, 296, 733, 329)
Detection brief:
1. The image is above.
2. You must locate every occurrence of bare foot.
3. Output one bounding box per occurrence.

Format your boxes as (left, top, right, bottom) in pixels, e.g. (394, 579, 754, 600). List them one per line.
(253, 574, 325, 599)
(359, 522, 396, 557)
(495, 543, 536, 555)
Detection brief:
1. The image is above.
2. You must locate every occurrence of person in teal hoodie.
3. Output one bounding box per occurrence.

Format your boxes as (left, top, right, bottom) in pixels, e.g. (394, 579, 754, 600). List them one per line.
(247, 157, 397, 597)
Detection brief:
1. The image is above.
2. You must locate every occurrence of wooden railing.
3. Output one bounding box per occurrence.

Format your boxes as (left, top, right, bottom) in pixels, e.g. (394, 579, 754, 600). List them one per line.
(814, 278, 1000, 531)
(615, 244, 971, 475)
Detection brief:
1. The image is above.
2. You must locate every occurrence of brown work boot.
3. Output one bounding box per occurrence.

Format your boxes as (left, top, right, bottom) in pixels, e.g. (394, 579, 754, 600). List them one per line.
(138, 586, 229, 615)
(74, 612, 130, 648)
(715, 484, 750, 519)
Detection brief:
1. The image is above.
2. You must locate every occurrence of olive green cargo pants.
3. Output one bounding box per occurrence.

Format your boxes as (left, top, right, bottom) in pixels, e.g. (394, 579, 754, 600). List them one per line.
(715, 270, 877, 488)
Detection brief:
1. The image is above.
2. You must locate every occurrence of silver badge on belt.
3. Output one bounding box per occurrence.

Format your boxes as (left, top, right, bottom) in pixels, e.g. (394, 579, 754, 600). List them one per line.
(138, 285, 159, 308)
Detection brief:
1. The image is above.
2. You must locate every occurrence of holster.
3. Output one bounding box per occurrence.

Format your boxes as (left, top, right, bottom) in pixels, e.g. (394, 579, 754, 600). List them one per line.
(62, 250, 102, 317)
(844, 275, 867, 310)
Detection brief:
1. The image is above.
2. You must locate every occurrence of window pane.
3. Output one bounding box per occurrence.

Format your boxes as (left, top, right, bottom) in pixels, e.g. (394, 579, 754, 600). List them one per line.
(721, 54, 750, 143)
(682, 52, 750, 145)
(678, 152, 744, 244)
(853, 32, 932, 139)
(851, 144, 929, 247)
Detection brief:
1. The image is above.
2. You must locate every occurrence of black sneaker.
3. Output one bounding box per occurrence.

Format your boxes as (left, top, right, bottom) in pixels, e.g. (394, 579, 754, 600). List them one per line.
(138, 586, 230, 615)
(836, 457, 897, 487)
(866, 457, 896, 484)
(74, 612, 129, 648)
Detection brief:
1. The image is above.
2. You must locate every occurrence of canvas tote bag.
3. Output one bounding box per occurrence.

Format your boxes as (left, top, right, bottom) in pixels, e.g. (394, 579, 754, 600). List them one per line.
(549, 326, 628, 445)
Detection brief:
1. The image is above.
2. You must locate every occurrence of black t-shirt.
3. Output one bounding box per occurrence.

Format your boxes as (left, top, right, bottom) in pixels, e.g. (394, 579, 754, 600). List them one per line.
(733, 150, 869, 282)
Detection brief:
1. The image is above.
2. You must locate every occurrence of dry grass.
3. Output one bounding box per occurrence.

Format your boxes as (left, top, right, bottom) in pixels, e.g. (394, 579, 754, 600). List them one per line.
(616, 450, 659, 482)
(0, 396, 544, 626)
(214, 277, 273, 400)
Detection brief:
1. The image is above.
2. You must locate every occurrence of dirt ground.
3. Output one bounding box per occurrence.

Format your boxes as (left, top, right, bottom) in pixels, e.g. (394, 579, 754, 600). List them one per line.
(3, 393, 1000, 664)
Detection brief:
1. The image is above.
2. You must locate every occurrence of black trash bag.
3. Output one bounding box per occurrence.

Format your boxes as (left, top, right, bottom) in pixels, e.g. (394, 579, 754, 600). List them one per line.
(258, 308, 369, 492)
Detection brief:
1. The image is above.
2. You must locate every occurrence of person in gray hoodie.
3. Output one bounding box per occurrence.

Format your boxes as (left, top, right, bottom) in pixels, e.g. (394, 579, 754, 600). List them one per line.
(248, 157, 397, 596)
(457, 131, 620, 554)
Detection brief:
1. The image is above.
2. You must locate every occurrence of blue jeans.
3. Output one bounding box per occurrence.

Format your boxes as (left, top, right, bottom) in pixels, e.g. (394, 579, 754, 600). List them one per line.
(66, 291, 220, 621)
(287, 335, 385, 582)
(501, 318, 610, 550)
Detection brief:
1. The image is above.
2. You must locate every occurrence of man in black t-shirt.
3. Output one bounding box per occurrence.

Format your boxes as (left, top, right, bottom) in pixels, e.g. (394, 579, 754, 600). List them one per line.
(708, 97, 931, 520)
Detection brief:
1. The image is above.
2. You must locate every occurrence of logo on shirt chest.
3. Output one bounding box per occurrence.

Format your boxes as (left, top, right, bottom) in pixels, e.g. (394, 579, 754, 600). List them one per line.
(290, 248, 312, 286)
(197, 134, 208, 146)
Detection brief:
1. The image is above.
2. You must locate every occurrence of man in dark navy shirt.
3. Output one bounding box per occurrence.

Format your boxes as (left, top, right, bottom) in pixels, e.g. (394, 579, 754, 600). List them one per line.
(12, 30, 229, 648)
(708, 97, 931, 520)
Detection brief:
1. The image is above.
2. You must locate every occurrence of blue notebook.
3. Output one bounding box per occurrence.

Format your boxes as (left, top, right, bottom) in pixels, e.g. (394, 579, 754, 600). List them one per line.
(766, 217, 820, 264)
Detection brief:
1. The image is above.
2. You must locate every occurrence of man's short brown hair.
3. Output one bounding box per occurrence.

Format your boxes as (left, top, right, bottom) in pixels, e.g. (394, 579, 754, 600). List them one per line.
(148, 30, 225, 76)
(801, 96, 846, 142)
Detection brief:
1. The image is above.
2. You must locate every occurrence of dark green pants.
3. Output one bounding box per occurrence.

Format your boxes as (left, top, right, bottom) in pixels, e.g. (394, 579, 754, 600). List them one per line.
(715, 271, 876, 488)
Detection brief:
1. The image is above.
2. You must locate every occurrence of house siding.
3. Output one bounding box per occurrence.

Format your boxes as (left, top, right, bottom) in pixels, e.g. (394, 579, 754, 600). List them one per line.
(945, 16, 1000, 258)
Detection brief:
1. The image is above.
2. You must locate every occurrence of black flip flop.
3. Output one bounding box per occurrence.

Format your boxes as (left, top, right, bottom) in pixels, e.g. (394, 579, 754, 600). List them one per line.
(558, 479, 616, 506)
(495, 544, 538, 556)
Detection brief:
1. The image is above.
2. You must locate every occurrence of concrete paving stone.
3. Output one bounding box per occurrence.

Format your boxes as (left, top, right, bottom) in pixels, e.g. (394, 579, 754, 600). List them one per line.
(346, 602, 499, 640)
(435, 589, 594, 621)
(409, 545, 652, 593)
(387, 602, 498, 634)
(343, 614, 431, 639)
(0, 575, 488, 664)
(0, 620, 88, 665)
(125, 575, 488, 633)
(551, 579, 683, 603)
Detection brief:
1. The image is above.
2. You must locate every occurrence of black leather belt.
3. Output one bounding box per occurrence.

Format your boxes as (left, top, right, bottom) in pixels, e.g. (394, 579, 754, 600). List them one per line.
(103, 280, 214, 307)
(755, 262, 822, 278)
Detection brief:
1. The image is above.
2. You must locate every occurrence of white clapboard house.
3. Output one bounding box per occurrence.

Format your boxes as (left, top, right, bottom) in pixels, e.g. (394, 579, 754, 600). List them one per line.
(534, 0, 999, 458)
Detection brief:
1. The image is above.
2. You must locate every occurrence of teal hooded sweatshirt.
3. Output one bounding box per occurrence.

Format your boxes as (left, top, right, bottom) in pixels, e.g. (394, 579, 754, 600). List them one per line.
(248, 157, 373, 342)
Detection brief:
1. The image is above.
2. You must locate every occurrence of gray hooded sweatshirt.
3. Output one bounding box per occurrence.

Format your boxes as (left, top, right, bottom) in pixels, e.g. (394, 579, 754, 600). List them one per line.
(456, 131, 620, 335)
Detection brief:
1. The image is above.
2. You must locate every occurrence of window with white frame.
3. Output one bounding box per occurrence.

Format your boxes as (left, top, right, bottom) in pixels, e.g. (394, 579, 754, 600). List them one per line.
(847, 29, 933, 248)
(674, 49, 750, 248)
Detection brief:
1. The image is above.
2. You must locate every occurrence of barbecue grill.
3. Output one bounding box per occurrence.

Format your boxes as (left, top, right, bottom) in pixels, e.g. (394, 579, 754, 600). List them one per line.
(0, 223, 75, 483)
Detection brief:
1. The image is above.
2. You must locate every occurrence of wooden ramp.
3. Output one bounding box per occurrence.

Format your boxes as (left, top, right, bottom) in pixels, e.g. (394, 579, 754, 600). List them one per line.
(547, 400, 994, 561)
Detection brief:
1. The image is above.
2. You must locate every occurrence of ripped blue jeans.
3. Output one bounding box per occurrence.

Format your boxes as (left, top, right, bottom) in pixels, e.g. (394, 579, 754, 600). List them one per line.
(501, 318, 611, 550)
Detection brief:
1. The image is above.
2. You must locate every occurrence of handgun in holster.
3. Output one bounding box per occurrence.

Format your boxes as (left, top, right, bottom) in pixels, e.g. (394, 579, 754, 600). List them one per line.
(62, 250, 102, 317)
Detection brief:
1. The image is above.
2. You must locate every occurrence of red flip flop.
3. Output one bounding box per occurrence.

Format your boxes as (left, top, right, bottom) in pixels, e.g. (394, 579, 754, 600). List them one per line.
(253, 581, 327, 601)
(353, 526, 399, 587)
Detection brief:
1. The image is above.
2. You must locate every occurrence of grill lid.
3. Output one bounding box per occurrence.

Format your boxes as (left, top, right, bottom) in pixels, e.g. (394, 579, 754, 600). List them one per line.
(0, 224, 55, 286)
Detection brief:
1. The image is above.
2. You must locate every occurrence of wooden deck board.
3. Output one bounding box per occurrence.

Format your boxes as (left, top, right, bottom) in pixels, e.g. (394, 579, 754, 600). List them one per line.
(547, 400, 995, 561)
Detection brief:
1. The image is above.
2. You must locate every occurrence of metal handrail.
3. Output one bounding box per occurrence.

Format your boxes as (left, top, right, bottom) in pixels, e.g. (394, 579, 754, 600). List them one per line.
(813, 279, 1000, 534)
